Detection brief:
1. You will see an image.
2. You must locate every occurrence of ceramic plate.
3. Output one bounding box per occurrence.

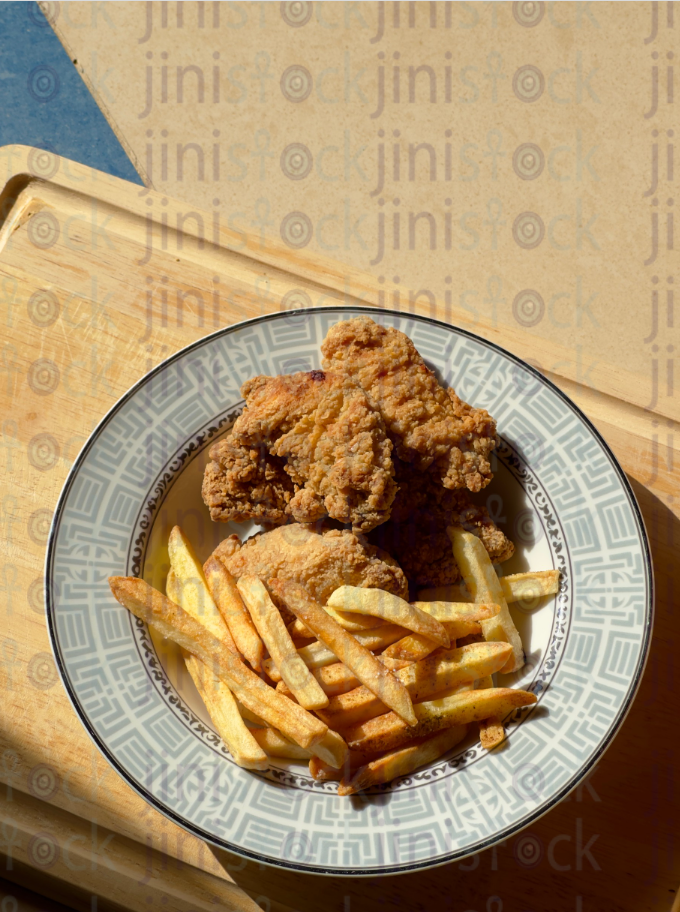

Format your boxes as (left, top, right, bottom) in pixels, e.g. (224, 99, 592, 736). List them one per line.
(46, 307, 652, 876)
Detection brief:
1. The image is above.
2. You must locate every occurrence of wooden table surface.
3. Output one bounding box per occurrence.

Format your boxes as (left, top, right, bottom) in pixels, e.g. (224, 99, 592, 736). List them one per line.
(0, 147, 677, 912)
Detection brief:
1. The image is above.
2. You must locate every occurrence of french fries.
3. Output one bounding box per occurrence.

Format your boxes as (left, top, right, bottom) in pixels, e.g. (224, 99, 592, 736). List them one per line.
(309, 749, 379, 782)
(237, 576, 328, 711)
(328, 587, 450, 647)
(184, 652, 268, 770)
(381, 610, 497, 665)
(312, 662, 363, 696)
(289, 608, 383, 638)
(263, 623, 406, 679)
(311, 730, 349, 769)
(250, 728, 311, 760)
(344, 687, 537, 754)
(167, 568, 269, 767)
(270, 579, 418, 727)
(447, 527, 525, 674)
(477, 674, 505, 750)
(167, 527, 234, 649)
(317, 643, 513, 731)
(417, 569, 561, 606)
(411, 601, 501, 624)
(108, 576, 327, 751)
(110, 503, 556, 791)
(501, 570, 560, 603)
(203, 556, 264, 671)
(338, 726, 468, 796)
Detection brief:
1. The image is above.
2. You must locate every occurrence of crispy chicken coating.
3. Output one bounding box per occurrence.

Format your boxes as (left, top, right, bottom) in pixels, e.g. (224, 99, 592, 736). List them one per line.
(321, 316, 497, 493)
(230, 370, 396, 532)
(202, 434, 294, 524)
(369, 459, 514, 590)
(214, 524, 409, 604)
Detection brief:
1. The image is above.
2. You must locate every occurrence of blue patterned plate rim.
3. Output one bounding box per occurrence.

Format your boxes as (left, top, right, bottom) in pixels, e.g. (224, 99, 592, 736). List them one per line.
(45, 306, 654, 876)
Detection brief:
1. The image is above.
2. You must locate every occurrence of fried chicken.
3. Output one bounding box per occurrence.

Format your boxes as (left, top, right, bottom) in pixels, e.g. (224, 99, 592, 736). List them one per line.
(214, 524, 409, 605)
(228, 369, 396, 532)
(321, 316, 497, 493)
(202, 433, 294, 524)
(368, 458, 514, 590)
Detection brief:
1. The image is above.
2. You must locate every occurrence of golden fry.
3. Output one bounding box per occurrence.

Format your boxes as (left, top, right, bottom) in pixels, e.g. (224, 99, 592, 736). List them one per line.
(317, 642, 513, 730)
(417, 569, 560, 606)
(108, 576, 327, 750)
(309, 749, 379, 782)
(344, 687, 537, 754)
(184, 652, 268, 770)
(270, 579, 418, 727)
(203, 556, 264, 671)
(381, 616, 491, 665)
(250, 728, 311, 760)
(476, 674, 505, 749)
(264, 623, 405, 680)
(312, 663, 362, 696)
(237, 576, 328, 711)
(310, 730, 349, 770)
(328, 587, 450, 647)
(290, 609, 384, 637)
(411, 601, 501, 624)
(167, 527, 234, 649)
(339, 726, 468, 796)
(501, 570, 561, 609)
(447, 527, 524, 674)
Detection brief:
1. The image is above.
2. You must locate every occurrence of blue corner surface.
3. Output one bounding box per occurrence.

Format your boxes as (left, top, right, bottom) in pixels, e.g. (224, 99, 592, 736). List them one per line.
(0, 1, 142, 184)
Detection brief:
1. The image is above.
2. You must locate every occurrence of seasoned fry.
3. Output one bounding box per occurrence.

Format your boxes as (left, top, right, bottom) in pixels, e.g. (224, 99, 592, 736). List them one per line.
(312, 663, 363, 696)
(447, 527, 524, 674)
(309, 749, 379, 782)
(328, 587, 450, 647)
(476, 674, 505, 749)
(237, 576, 328, 710)
(344, 687, 537, 754)
(418, 569, 560, 606)
(288, 618, 315, 640)
(263, 623, 405, 681)
(381, 614, 494, 665)
(167, 527, 234, 649)
(270, 579, 418, 727)
(411, 601, 501, 624)
(168, 567, 238, 646)
(203, 556, 264, 671)
(311, 730, 349, 769)
(480, 718, 505, 749)
(236, 701, 268, 728)
(500, 570, 561, 608)
(250, 728, 311, 760)
(312, 653, 413, 697)
(326, 606, 385, 632)
(317, 643, 513, 730)
(184, 652, 268, 770)
(108, 576, 327, 750)
(289, 608, 383, 638)
(338, 725, 468, 795)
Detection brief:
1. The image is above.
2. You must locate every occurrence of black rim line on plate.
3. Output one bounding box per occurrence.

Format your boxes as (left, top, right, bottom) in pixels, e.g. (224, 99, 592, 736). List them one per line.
(126, 421, 571, 792)
(45, 305, 654, 877)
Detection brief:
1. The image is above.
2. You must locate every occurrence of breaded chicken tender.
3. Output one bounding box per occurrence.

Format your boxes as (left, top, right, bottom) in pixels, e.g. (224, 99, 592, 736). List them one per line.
(213, 523, 409, 605)
(369, 458, 514, 590)
(321, 316, 497, 493)
(230, 370, 396, 532)
(202, 434, 294, 524)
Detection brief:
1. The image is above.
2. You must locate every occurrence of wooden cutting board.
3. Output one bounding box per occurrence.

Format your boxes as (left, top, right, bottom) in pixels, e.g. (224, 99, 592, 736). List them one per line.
(0, 145, 677, 912)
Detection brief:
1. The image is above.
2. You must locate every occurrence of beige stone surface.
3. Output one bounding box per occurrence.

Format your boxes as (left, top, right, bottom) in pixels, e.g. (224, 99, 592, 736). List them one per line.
(49, 0, 676, 419)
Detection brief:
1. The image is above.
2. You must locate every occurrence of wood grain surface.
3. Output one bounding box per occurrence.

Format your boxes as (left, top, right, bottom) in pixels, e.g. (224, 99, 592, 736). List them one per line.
(0, 147, 677, 912)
